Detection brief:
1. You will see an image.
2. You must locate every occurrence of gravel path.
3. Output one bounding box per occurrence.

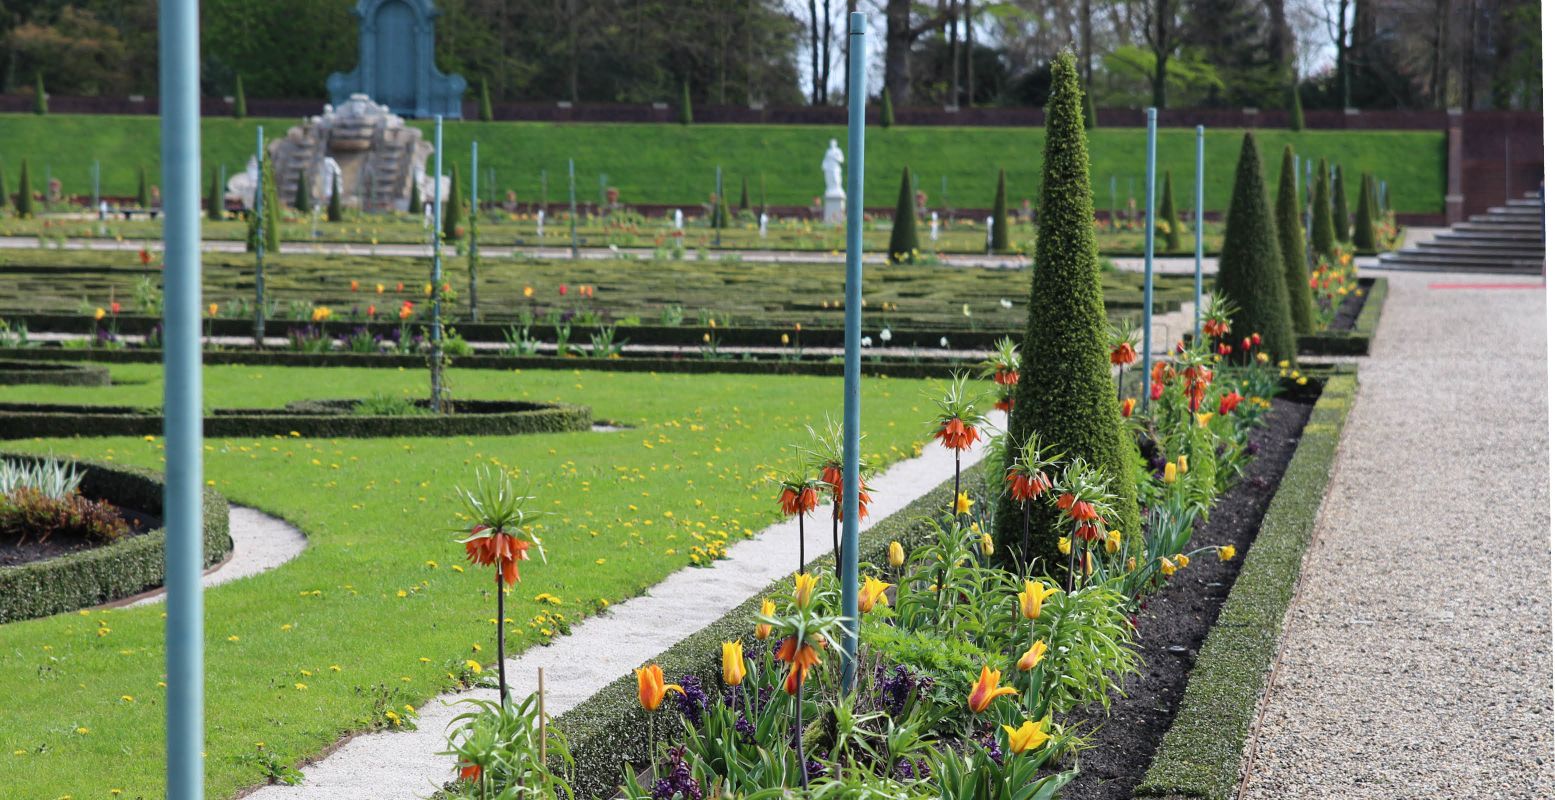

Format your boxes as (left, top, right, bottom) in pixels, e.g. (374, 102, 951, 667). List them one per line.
(119, 506, 307, 608)
(1239, 271, 1554, 798)
(245, 415, 1000, 800)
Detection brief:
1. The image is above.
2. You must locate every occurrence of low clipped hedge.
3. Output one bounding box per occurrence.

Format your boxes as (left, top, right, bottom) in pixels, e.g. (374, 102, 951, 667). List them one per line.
(1135, 366, 1359, 799)
(0, 454, 232, 622)
(552, 472, 975, 800)
(0, 359, 110, 386)
(0, 398, 591, 440)
(1297, 277, 1388, 357)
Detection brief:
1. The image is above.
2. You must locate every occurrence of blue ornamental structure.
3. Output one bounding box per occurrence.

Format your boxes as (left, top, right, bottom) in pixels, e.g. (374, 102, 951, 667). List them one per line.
(327, 0, 467, 119)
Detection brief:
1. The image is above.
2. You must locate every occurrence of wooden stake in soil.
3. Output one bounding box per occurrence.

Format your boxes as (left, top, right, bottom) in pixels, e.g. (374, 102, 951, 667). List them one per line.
(538, 667, 547, 764)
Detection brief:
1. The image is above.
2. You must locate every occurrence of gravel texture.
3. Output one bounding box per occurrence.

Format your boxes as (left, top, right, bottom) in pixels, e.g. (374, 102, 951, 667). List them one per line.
(245, 415, 999, 800)
(123, 505, 307, 608)
(1240, 271, 1554, 798)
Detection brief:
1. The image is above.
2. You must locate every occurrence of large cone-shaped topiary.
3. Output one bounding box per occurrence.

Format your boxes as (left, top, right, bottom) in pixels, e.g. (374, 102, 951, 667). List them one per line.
(1276, 145, 1315, 334)
(994, 52, 1140, 571)
(443, 162, 463, 242)
(1352, 174, 1378, 253)
(1215, 133, 1297, 363)
(245, 155, 280, 253)
(1331, 163, 1350, 243)
(207, 168, 224, 222)
(1160, 170, 1182, 252)
(991, 168, 1010, 252)
(888, 166, 919, 263)
(1310, 157, 1335, 260)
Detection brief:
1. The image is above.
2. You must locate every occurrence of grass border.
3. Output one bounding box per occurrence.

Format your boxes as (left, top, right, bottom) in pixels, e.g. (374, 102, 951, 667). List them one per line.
(0, 359, 111, 386)
(0, 453, 232, 622)
(1133, 365, 1359, 799)
(1297, 277, 1388, 357)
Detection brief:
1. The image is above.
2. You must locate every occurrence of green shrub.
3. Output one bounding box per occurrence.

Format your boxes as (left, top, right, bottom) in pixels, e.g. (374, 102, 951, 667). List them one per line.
(880, 93, 894, 128)
(408, 174, 422, 213)
(33, 73, 46, 115)
(994, 51, 1140, 570)
(233, 74, 247, 119)
(738, 176, 750, 212)
(1309, 157, 1335, 259)
(353, 392, 430, 416)
(136, 165, 150, 208)
(1275, 146, 1316, 334)
(478, 77, 494, 122)
(1352, 173, 1378, 253)
(1215, 133, 1297, 363)
(246, 154, 280, 252)
(991, 168, 1010, 252)
(444, 161, 464, 241)
(1160, 169, 1182, 252)
(327, 174, 343, 222)
(207, 168, 224, 221)
(888, 165, 918, 263)
(293, 170, 311, 212)
(678, 80, 693, 125)
(1082, 90, 1097, 129)
(1331, 163, 1349, 243)
(1288, 83, 1303, 131)
(15, 159, 33, 218)
(0, 162, 8, 217)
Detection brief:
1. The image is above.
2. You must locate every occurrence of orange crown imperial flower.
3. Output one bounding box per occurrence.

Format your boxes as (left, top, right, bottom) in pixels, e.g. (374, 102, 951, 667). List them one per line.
(778, 484, 819, 517)
(776, 635, 823, 695)
(935, 416, 981, 451)
(462, 526, 532, 587)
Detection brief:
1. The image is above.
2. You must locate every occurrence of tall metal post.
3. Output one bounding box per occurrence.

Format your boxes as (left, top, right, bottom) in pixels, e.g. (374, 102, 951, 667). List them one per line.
(1194, 125, 1205, 342)
(567, 159, 578, 259)
(840, 10, 867, 691)
(469, 140, 479, 321)
(253, 126, 266, 344)
(159, 1, 204, 797)
(1141, 108, 1157, 406)
(430, 117, 445, 411)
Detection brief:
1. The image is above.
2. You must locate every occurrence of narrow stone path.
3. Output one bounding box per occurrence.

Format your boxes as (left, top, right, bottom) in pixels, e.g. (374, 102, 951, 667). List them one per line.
(1239, 272, 1554, 798)
(245, 416, 999, 800)
(119, 506, 307, 608)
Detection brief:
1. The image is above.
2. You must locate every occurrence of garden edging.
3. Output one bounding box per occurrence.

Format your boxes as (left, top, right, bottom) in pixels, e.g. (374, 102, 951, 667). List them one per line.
(0, 358, 111, 386)
(1296, 277, 1388, 357)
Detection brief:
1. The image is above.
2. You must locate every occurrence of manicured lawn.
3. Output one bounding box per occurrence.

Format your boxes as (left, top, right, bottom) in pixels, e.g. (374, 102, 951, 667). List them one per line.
(0, 248, 1196, 328)
(0, 362, 946, 799)
(0, 114, 1445, 213)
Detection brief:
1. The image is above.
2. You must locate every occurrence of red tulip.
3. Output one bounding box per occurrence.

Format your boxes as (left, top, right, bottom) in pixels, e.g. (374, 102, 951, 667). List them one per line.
(1121, 397, 1136, 417)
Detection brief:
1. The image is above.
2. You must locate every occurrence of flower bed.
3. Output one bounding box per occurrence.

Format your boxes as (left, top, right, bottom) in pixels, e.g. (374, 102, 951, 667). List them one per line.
(0, 358, 110, 386)
(0, 454, 231, 622)
(0, 398, 591, 440)
(1296, 277, 1387, 357)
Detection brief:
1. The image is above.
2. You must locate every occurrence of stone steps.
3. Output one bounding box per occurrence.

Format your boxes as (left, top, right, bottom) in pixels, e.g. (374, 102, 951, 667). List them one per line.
(1375, 192, 1544, 275)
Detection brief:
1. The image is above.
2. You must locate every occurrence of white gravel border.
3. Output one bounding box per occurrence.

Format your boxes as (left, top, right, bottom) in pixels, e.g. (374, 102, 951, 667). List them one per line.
(117, 506, 307, 608)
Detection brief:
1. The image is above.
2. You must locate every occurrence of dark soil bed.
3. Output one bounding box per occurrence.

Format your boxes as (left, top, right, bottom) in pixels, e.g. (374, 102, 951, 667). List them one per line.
(1324, 283, 1368, 333)
(1058, 395, 1314, 800)
(0, 505, 160, 568)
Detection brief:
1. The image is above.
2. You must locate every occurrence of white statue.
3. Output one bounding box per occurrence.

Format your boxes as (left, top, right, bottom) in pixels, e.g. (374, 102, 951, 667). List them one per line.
(673, 208, 684, 230)
(226, 156, 261, 211)
(322, 157, 343, 199)
(821, 139, 845, 225)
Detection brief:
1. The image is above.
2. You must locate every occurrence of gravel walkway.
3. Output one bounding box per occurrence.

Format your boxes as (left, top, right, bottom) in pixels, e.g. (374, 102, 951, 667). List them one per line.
(246, 415, 999, 800)
(117, 506, 308, 608)
(1240, 271, 1553, 798)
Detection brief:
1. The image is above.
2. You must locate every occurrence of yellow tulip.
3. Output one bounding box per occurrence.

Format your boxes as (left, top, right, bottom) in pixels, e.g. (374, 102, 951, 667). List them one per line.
(721, 641, 746, 686)
(207, 303, 219, 317)
(1002, 717, 1053, 754)
(1126, 556, 1137, 571)
(1196, 412, 1212, 428)
(887, 540, 906, 568)
(635, 664, 682, 711)
(93, 307, 106, 321)
(980, 533, 995, 557)
(1218, 545, 1237, 562)
(955, 492, 974, 515)
(755, 599, 775, 640)
(967, 665, 1018, 713)
(1162, 462, 1178, 484)
(1057, 536, 1071, 555)
(793, 572, 818, 608)
(1104, 529, 1122, 555)
(1016, 640, 1047, 671)
(858, 576, 892, 613)
(1017, 580, 1059, 620)
(1177, 455, 1189, 474)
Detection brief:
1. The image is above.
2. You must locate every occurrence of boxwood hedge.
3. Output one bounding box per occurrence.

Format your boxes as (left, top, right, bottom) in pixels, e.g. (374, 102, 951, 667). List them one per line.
(0, 359, 110, 386)
(1296, 277, 1388, 357)
(0, 454, 232, 622)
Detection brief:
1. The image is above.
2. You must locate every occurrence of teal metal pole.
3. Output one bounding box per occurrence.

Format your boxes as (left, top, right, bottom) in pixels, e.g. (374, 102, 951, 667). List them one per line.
(469, 140, 479, 322)
(1194, 124, 1205, 342)
(254, 126, 266, 344)
(840, 10, 867, 691)
(159, 0, 203, 797)
(431, 117, 444, 409)
(1141, 108, 1157, 406)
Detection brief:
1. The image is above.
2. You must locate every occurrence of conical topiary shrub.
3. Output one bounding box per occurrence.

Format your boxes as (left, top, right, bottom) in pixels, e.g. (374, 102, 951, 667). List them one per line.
(1081, 90, 1098, 129)
(15, 159, 34, 218)
(136, 166, 150, 209)
(408, 175, 422, 215)
(1288, 83, 1304, 131)
(0, 163, 8, 216)
(1275, 145, 1315, 333)
(444, 162, 463, 241)
(327, 173, 343, 222)
(33, 73, 46, 115)
(207, 168, 224, 221)
(1331, 163, 1350, 243)
(478, 78, 494, 122)
(1310, 157, 1335, 260)
(738, 176, 750, 212)
(1160, 170, 1182, 252)
(293, 170, 312, 212)
(880, 93, 894, 128)
(678, 81, 693, 125)
(991, 168, 1010, 252)
(888, 166, 918, 263)
(233, 74, 247, 119)
(246, 155, 280, 252)
(1353, 173, 1378, 253)
(994, 51, 1141, 571)
(1215, 133, 1297, 363)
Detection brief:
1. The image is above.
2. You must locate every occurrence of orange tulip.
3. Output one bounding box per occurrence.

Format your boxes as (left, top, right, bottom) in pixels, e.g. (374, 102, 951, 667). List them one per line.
(1017, 640, 1048, 671)
(967, 665, 1018, 713)
(755, 598, 775, 640)
(635, 664, 683, 712)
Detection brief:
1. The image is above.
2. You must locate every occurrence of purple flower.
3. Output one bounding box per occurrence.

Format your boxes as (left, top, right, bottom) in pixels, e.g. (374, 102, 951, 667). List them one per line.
(673, 674, 707, 727)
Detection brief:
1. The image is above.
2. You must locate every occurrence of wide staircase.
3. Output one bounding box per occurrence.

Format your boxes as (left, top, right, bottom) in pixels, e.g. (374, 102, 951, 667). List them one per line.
(1377, 191, 1545, 275)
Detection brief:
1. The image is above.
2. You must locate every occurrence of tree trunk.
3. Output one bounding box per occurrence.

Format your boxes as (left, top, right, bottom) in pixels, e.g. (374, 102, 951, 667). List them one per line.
(948, 0, 960, 108)
(820, 0, 832, 104)
(1082, 0, 1093, 89)
(1264, 0, 1293, 78)
(1151, 0, 1170, 108)
(965, 1, 975, 106)
(885, 0, 912, 106)
(1335, 0, 1350, 108)
(809, 0, 821, 104)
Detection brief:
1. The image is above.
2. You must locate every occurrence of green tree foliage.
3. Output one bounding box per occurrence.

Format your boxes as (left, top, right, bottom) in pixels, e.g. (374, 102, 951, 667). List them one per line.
(1352, 173, 1378, 253)
(0, 163, 7, 217)
(995, 52, 1141, 570)
(678, 80, 693, 125)
(408, 175, 422, 215)
(246, 155, 279, 253)
(293, 171, 311, 213)
(207, 168, 224, 221)
(444, 162, 464, 241)
(1309, 157, 1335, 259)
(1331, 163, 1350, 243)
(1215, 133, 1296, 363)
(327, 173, 343, 222)
(136, 165, 150, 208)
(738, 176, 750, 211)
(880, 93, 894, 128)
(991, 168, 1010, 252)
(15, 160, 34, 218)
(233, 74, 246, 119)
(478, 77, 494, 122)
(1081, 90, 1097, 129)
(1288, 82, 1304, 131)
(1160, 170, 1182, 252)
(33, 73, 46, 114)
(1275, 146, 1315, 333)
(710, 189, 731, 229)
(888, 166, 918, 263)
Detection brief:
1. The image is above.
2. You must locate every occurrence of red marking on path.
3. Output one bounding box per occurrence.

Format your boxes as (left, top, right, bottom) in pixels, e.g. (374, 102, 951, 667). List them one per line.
(1428, 282, 1545, 290)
